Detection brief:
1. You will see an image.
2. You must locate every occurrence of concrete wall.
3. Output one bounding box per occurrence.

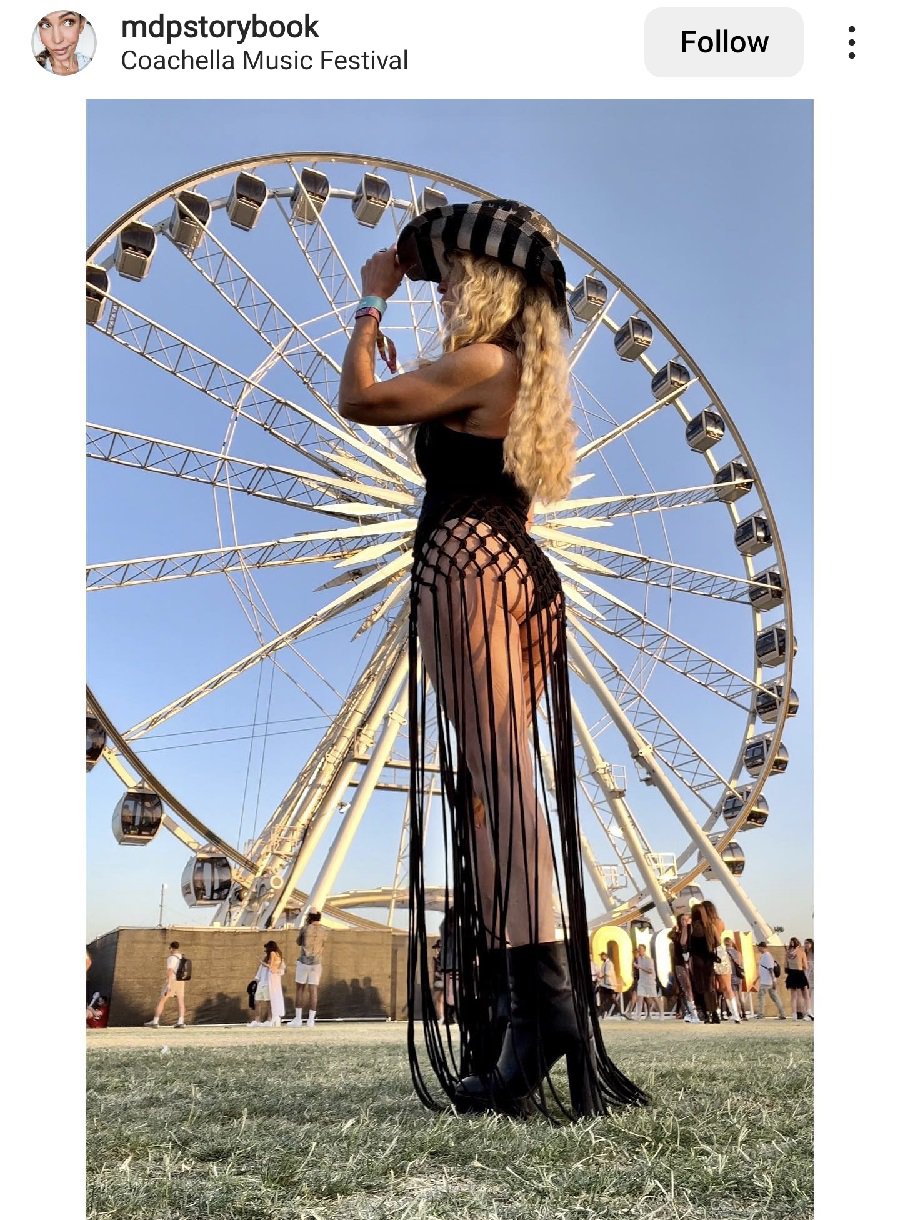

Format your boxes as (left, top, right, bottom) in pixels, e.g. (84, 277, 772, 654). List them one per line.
(86, 927, 796, 1027)
(87, 925, 410, 1027)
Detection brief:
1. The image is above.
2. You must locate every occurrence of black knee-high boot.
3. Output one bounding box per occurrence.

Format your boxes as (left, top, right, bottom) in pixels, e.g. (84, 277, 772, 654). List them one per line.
(454, 941, 593, 1117)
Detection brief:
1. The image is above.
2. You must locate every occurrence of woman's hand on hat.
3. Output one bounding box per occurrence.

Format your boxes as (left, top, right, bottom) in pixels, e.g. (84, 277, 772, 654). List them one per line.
(361, 246, 406, 300)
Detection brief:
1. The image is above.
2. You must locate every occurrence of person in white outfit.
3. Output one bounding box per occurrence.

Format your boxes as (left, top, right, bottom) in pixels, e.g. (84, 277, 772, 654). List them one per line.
(289, 910, 327, 1027)
(633, 945, 664, 1019)
(755, 943, 787, 1019)
(249, 940, 285, 1027)
(724, 937, 751, 1019)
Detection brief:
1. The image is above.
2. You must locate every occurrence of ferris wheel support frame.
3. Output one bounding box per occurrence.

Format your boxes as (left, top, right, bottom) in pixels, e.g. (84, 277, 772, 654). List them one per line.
(579, 831, 618, 913)
(568, 698, 674, 927)
(568, 630, 775, 943)
(259, 635, 409, 927)
(228, 610, 408, 923)
(301, 660, 410, 919)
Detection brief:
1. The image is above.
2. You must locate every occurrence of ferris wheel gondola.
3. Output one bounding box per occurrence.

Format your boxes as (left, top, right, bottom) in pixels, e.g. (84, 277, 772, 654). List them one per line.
(112, 786, 163, 845)
(86, 713, 106, 772)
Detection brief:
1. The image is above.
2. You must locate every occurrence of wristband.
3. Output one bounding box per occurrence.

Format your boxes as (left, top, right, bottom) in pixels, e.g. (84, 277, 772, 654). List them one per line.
(358, 294, 387, 317)
(354, 306, 382, 323)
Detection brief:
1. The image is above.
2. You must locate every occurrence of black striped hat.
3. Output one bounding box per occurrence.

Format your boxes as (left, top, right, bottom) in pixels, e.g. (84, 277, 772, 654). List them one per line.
(397, 199, 568, 317)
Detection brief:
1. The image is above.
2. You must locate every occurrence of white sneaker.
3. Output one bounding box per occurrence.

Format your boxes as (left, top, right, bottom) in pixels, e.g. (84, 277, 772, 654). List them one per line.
(287, 1016, 303, 1027)
(307, 1016, 316, 1028)
(144, 1020, 159, 1027)
(247, 1020, 260, 1028)
(174, 1022, 185, 1029)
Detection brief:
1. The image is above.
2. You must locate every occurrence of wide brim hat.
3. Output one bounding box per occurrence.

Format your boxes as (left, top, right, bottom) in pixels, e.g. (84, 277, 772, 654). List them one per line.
(397, 199, 569, 318)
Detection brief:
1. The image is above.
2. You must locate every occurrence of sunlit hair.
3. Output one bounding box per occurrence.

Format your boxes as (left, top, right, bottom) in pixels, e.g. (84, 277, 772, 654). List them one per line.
(433, 251, 576, 504)
(691, 899, 722, 954)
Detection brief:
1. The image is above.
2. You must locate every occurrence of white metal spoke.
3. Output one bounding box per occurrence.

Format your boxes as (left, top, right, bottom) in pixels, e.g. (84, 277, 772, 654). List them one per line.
(568, 621, 733, 801)
(87, 426, 411, 522)
(536, 482, 735, 523)
(90, 294, 411, 484)
(87, 520, 417, 592)
(174, 213, 414, 477)
(166, 223, 345, 428)
(574, 380, 697, 462)
(124, 555, 411, 741)
(534, 526, 761, 603)
(278, 175, 360, 332)
(559, 566, 757, 706)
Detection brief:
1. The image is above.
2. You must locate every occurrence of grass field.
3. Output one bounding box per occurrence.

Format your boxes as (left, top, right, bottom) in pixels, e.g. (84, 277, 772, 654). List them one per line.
(87, 1020, 812, 1220)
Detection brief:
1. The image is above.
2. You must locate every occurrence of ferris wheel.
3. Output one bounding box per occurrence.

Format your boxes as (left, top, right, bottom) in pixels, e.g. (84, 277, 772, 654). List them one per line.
(86, 152, 797, 942)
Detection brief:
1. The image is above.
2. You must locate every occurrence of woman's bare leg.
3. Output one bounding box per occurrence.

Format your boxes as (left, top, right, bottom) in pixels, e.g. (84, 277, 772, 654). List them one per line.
(466, 602, 558, 944)
(418, 557, 555, 947)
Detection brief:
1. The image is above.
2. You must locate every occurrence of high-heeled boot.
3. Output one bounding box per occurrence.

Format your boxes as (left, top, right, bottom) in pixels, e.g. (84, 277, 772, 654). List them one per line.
(454, 941, 594, 1117)
(460, 946, 510, 1077)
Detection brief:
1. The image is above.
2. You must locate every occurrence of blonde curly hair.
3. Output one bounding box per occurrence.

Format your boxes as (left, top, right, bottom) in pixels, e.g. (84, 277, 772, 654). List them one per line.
(436, 252, 576, 504)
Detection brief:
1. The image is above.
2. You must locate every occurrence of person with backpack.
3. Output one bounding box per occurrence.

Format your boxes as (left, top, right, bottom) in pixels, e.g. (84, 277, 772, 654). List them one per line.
(755, 942, 787, 1019)
(144, 940, 187, 1028)
(724, 937, 750, 1019)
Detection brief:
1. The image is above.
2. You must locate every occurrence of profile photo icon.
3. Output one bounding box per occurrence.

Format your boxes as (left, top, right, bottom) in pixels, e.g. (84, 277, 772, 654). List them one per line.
(33, 10, 95, 75)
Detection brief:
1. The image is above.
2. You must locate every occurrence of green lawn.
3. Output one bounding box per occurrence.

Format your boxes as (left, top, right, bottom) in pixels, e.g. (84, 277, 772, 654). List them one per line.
(87, 1021, 812, 1220)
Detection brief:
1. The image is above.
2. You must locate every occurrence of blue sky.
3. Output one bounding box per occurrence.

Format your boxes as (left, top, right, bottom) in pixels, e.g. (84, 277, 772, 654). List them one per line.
(86, 99, 812, 942)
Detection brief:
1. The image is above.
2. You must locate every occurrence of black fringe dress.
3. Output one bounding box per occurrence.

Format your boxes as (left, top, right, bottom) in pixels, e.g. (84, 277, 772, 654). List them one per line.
(406, 419, 645, 1119)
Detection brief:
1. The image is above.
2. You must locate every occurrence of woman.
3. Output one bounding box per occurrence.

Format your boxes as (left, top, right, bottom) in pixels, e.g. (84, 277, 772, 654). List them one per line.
(249, 940, 285, 1028)
(724, 936, 750, 1019)
(339, 199, 645, 1120)
(688, 900, 724, 1023)
(714, 935, 743, 1024)
(633, 945, 663, 1020)
(803, 937, 814, 1020)
(35, 12, 91, 74)
(670, 914, 701, 1023)
(785, 937, 810, 1019)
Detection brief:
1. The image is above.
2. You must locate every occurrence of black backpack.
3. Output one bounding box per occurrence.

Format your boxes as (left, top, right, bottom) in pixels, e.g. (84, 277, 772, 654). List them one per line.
(772, 961, 781, 979)
(175, 955, 192, 981)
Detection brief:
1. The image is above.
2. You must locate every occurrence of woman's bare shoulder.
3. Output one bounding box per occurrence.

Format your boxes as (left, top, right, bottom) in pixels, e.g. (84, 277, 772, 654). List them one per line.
(427, 342, 516, 386)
